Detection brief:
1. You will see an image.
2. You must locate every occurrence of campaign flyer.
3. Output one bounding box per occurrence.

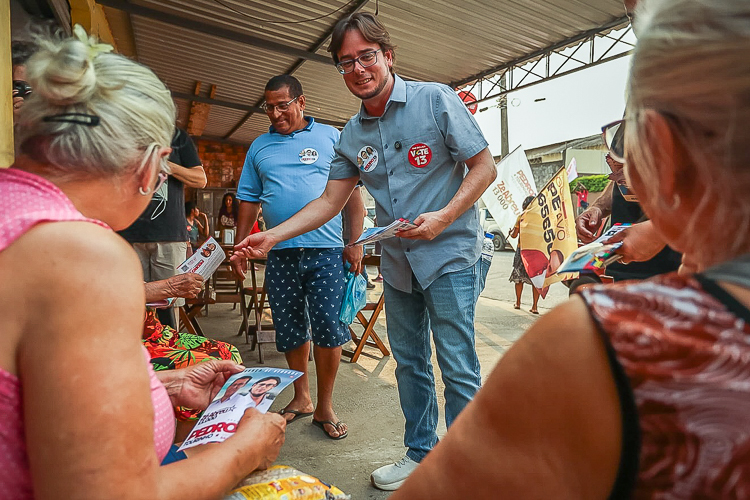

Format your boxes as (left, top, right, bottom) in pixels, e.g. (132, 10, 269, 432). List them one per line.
(178, 367, 302, 451)
(177, 237, 225, 280)
(556, 223, 631, 274)
(348, 218, 418, 246)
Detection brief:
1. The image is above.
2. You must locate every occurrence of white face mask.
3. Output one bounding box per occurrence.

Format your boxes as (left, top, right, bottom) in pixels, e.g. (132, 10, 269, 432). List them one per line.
(150, 179, 168, 220)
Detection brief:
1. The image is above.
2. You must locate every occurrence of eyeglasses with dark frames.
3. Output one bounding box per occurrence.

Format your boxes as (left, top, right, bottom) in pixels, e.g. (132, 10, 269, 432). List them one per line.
(336, 49, 382, 75)
(261, 96, 299, 114)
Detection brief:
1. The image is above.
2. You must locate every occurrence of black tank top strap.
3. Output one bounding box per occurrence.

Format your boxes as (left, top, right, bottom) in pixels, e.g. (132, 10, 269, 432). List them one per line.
(697, 254, 750, 324)
(585, 304, 641, 500)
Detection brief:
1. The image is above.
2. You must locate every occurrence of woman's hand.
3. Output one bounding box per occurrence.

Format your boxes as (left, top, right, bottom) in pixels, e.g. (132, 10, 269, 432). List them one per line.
(233, 408, 287, 471)
(166, 273, 204, 299)
(159, 360, 245, 410)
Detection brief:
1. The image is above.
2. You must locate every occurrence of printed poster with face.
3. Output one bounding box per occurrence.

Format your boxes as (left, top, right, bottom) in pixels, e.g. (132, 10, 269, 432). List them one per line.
(518, 167, 579, 298)
(179, 367, 302, 451)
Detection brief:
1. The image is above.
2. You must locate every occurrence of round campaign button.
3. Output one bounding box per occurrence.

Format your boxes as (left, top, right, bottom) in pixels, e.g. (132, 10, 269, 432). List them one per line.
(357, 146, 378, 172)
(408, 143, 432, 168)
(299, 148, 319, 164)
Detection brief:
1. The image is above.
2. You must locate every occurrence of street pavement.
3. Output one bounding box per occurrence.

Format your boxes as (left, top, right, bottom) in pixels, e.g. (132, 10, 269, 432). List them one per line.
(198, 249, 571, 499)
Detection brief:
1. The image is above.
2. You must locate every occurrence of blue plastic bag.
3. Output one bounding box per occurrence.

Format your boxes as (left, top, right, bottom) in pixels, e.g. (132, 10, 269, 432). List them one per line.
(339, 271, 368, 324)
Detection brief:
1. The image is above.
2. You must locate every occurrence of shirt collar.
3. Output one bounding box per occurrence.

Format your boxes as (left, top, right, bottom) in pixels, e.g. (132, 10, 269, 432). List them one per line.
(358, 74, 406, 122)
(269, 116, 315, 136)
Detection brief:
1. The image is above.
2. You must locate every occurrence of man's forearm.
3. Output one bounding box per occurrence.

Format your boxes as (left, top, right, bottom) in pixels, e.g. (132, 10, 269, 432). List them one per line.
(441, 148, 497, 223)
(169, 162, 207, 188)
(267, 178, 359, 243)
(343, 186, 365, 243)
(236, 201, 261, 242)
(590, 181, 614, 217)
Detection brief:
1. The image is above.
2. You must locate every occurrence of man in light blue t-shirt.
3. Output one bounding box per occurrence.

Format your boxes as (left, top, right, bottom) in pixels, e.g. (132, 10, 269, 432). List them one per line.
(232, 75, 364, 440)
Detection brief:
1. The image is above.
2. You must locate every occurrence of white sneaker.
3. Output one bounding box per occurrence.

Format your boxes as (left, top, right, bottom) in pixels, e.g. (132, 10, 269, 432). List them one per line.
(370, 456, 419, 491)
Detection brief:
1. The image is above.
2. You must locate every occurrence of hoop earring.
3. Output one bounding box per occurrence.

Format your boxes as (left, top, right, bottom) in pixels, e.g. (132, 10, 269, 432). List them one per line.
(139, 186, 151, 196)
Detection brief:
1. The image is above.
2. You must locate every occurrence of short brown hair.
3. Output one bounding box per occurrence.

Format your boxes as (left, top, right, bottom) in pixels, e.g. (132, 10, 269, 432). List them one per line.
(328, 12, 396, 72)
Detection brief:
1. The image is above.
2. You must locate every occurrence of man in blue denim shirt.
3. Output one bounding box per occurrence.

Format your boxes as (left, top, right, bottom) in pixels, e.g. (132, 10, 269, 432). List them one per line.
(231, 15, 496, 489)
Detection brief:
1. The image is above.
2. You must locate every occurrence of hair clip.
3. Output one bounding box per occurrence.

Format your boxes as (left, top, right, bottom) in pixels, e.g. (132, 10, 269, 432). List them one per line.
(42, 113, 100, 126)
(73, 24, 114, 59)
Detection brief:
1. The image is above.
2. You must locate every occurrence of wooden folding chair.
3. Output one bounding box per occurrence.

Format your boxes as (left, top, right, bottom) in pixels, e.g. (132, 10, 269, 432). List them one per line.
(178, 287, 216, 336)
(241, 258, 276, 363)
(342, 255, 390, 363)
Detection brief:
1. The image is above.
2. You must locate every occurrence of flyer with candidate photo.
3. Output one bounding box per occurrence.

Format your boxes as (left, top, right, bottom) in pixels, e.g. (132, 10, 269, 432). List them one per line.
(179, 367, 302, 451)
(177, 237, 225, 280)
(348, 218, 418, 246)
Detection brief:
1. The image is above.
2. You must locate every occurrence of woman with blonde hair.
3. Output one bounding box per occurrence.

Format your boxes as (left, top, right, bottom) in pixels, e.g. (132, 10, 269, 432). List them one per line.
(392, 0, 750, 497)
(0, 28, 284, 498)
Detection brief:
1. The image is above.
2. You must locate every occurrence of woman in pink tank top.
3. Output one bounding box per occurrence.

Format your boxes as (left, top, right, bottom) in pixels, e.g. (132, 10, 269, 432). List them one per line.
(388, 0, 750, 498)
(1, 28, 283, 499)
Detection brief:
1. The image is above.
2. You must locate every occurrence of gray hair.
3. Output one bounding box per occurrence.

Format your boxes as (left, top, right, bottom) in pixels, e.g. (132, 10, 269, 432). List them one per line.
(16, 27, 176, 181)
(625, 0, 750, 266)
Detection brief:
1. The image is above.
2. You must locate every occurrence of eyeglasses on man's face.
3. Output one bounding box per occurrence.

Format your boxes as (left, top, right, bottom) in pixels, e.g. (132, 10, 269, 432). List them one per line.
(336, 49, 382, 75)
(602, 119, 626, 163)
(261, 96, 299, 114)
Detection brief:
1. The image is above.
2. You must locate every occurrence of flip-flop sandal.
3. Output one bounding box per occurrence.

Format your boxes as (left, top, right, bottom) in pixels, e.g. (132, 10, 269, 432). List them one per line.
(530, 309, 539, 314)
(278, 409, 313, 424)
(513, 304, 520, 310)
(312, 419, 348, 440)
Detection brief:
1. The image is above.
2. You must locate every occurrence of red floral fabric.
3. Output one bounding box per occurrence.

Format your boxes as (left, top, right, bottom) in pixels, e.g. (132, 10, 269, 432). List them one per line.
(142, 308, 242, 420)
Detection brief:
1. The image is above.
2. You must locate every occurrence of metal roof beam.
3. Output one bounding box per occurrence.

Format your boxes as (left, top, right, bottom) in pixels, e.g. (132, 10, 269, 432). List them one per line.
(222, 0, 370, 140)
(172, 91, 348, 129)
(456, 17, 634, 109)
(96, 0, 332, 64)
(450, 15, 630, 89)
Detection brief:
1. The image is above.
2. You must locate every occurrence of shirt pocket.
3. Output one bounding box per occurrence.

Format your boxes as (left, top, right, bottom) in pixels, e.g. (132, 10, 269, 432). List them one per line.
(396, 131, 443, 175)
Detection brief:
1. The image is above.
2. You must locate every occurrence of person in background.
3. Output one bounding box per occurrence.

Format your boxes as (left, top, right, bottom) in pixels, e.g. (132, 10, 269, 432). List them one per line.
(232, 74, 364, 441)
(11, 40, 37, 125)
(218, 192, 240, 231)
(1, 27, 284, 499)
(185, 201, 209, 253)
(231, 13, 496, 489)
(508, 196, 540, 314)
(119, 127, 207, 328)
(574, 182, 589, 213)
(392, 0, 750, 496)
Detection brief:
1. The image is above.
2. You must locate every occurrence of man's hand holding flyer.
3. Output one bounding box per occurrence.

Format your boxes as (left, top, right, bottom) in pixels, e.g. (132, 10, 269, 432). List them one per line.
(179, 367, 302, 451)
(347, 218, 418, 247)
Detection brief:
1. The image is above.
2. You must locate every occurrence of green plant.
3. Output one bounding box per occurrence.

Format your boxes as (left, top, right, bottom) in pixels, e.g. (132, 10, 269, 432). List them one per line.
(570, 174, 610, 193)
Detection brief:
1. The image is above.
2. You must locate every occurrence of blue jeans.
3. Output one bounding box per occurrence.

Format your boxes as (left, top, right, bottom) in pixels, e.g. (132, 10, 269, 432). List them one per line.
(383, 257, 488, 463)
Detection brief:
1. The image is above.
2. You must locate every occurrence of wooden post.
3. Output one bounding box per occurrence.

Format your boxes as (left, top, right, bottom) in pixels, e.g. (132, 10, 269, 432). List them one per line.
(1, 0, 14, 168)
(70, 0, 117, 48)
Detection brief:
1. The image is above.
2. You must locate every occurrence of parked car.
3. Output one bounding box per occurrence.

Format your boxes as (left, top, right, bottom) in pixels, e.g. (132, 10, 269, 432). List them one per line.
(362, 207, 376, 255)
(364, 207, 375, 229)
(480, 208, 510, 251)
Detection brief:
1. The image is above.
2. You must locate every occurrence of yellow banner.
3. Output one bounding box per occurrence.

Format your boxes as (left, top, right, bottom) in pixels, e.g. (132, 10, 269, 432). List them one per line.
(519, 168, 578, 298)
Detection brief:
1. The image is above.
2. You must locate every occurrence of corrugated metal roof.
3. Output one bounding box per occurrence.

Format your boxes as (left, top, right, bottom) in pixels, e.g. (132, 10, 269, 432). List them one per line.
(103, 0, 628, 144)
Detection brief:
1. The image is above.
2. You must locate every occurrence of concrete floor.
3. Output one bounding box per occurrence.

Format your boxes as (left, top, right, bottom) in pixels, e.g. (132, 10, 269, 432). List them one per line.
(197, 250, 570, 498)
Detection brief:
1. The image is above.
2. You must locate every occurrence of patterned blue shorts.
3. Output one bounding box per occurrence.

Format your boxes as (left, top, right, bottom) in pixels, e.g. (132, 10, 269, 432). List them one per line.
(265, 248, 350, 352)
